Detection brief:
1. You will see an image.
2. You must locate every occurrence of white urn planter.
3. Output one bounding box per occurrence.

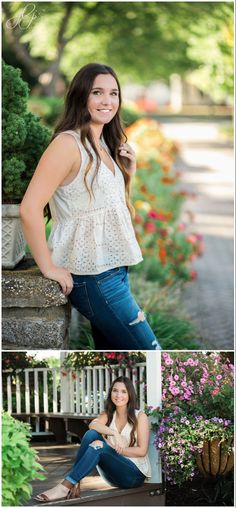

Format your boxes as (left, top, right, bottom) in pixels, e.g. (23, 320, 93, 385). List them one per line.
(2, 204, 26, 269)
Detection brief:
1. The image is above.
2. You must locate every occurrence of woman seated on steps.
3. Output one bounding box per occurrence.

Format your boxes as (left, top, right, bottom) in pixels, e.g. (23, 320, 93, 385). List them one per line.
(35, 376, 151, 502)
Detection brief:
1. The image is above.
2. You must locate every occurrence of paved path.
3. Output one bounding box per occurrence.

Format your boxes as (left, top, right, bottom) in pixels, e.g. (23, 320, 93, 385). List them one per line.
(161, 121, 234, 350)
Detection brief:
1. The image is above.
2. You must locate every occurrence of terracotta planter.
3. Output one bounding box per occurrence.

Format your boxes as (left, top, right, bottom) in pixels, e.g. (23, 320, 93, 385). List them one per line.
(2, 204, 26, 269)
(196, 438, 234, 477)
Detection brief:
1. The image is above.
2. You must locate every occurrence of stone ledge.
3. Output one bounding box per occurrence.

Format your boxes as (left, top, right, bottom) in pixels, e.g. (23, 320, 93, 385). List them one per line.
(2, 256, 70, 349)
(2, 320, 69, 349)
(2, 265, 67, 308)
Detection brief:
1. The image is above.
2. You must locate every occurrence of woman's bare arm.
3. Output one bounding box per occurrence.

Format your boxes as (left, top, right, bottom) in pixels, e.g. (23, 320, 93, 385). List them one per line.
(89, 413, 126, 452)
(20, 134, 80, 295)
(89, 413, 116, 436)
(120, 412, 149, 458)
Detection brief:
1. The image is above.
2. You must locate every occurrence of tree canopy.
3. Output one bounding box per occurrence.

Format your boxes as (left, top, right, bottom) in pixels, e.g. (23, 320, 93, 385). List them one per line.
(2, 2, 234, 101)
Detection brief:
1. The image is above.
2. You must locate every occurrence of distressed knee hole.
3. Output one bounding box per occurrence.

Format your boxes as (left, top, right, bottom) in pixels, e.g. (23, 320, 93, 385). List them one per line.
(89, 440, 104, 450)
(152, 339, 158, 349)
(129, 310, 146, 326)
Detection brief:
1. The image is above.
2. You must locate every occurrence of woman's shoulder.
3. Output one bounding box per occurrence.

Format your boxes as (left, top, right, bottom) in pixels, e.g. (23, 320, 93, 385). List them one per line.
(136, 409, 148, 419)
(54, 130, 81, 142)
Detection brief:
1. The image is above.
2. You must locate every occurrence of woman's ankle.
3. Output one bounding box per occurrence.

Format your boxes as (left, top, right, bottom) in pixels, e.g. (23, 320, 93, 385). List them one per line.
(62, 479, 74, 489)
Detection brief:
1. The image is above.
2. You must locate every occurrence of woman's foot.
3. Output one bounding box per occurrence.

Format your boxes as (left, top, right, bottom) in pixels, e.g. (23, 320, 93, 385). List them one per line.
(34, 483, 70, 502)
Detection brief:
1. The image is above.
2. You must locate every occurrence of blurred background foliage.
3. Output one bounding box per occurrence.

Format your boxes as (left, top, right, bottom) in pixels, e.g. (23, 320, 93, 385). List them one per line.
(2, 2, 234, 102)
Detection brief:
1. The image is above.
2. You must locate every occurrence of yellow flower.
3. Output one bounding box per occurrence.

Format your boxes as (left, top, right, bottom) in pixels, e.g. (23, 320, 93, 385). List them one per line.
(135, 200, 151, 212)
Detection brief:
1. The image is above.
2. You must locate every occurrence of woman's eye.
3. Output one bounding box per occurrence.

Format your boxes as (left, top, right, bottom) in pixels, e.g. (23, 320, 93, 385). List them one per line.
(93, 91, 101, 95)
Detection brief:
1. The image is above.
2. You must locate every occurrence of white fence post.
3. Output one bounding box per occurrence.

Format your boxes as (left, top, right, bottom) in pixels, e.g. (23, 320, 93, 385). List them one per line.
(146, 351, 162, 485)
(16, 374, 21, 413)
(25, 371, 30, 413)
(60, 370, 71, 413)
(7, 375, 12, 413)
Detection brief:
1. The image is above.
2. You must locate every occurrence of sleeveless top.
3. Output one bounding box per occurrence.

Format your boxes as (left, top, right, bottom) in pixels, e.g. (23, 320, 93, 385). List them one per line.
(105, 409, 152, 477)
(48, 130, 143, 275)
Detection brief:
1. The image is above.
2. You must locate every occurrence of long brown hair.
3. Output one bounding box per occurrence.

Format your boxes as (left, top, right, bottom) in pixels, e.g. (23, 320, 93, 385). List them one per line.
(51, 63, 134, 216)
(105, 376, 138, 447)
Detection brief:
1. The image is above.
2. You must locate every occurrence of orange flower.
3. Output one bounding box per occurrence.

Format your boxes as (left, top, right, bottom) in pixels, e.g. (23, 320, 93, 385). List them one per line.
(161, 176, 176, 184)
(159, 247, 167, 265)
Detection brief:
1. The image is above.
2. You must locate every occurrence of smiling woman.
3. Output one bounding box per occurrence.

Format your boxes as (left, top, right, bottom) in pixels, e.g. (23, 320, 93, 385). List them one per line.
(19, 62, 161, 350)
(35, 376, 151, 502)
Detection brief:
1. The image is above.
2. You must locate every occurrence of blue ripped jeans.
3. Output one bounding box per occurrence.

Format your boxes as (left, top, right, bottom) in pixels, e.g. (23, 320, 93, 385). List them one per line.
(69, 266, 161, 350)
(65, 429, 145, 489)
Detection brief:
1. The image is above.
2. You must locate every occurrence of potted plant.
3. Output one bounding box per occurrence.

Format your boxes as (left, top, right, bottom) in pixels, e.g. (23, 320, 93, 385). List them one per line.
(146, 352, 234, 486)
(2, 61, 51, 268)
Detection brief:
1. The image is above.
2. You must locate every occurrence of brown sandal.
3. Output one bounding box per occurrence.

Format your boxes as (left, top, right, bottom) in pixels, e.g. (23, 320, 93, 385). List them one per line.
(67, 482, 81, 500)
(34, 484, 70, 502)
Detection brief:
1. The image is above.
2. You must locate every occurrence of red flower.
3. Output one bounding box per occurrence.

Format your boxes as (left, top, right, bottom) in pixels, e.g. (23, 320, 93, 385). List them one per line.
(148, 210, 159, 219)
(134, 214, 143, 224)
(190, 270, 197, 280)
(145, 222, 156, 233)
(105, 352, 116, 359)
(117, 354, 124, 361)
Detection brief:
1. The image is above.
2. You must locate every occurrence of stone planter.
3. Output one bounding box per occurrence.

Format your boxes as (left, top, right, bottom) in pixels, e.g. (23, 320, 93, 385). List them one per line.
(196, 438, 234, 477)
(2, 204, 26, 269)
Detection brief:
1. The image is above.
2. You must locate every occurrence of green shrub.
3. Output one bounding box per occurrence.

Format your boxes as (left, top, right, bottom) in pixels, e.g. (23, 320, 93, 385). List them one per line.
(28, 96, 64, 127)
(2, 413, 45, 506)
(2, 61, 51, 203)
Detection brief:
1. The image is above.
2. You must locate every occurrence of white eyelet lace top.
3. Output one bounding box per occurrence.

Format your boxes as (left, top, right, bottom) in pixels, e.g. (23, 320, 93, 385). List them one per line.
(105, 409, 152, 477)
(48, 130, 143, 274)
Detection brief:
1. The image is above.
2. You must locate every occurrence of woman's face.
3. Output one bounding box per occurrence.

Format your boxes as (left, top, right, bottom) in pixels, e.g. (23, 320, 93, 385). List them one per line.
(87, 73, 119, 126)
(111, 382, 129, 408)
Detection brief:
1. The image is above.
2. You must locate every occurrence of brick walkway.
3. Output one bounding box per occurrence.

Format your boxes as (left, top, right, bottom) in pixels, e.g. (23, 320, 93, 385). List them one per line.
(161, 120, 234, 350)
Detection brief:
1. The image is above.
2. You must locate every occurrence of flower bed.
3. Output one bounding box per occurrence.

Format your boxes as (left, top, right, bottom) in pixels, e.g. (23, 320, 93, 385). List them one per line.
(127, 118, 204, 285)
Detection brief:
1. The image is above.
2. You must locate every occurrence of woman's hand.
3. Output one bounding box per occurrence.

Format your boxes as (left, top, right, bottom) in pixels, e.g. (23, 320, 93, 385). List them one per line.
(44, 266, 74, 296)
(118, 143, 136, 175)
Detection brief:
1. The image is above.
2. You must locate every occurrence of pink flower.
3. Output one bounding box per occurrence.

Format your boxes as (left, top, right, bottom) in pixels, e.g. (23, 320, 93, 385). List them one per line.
(186, 234, 198, 244)
(177, 223, 186, 231)
(186, 358, 195, 366)
(212, 388, 220, 396)
(170, 387, 180, 395)
(165, 358, 174, 365)
(216, 375, 222, 380)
